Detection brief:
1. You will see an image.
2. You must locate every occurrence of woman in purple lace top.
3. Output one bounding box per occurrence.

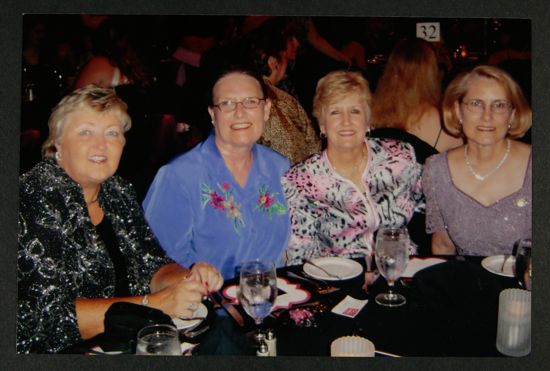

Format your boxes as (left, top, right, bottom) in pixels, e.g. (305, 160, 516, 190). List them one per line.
(424, 65, 531, 256)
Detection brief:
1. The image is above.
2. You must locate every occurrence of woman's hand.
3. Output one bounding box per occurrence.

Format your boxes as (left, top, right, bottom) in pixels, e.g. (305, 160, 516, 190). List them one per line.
(189, 261, 224, 292)
(150, 277, 207, 318)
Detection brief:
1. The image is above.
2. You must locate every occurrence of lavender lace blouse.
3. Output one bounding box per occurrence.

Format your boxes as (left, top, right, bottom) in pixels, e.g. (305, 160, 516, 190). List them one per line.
(423, 152, 532, 256)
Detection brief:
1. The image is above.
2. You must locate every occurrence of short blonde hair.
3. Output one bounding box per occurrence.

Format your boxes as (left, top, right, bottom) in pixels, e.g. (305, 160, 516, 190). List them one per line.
(41, 85, 131, 158)
(312, 70, 372, 123)
(442, 65, 531, 138)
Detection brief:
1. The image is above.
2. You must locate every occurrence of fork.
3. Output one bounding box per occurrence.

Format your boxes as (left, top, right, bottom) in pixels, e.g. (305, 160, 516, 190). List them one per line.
(304, 258, 343, 280)
(286, 271, 339, 294)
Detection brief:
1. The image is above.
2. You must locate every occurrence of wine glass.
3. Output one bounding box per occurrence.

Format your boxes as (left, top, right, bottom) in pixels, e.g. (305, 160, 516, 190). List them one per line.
(513, 238, 532, 291)
(238, 260, 277, 343)
(136, 324, 181, 355)
(374, 227, 410, 307)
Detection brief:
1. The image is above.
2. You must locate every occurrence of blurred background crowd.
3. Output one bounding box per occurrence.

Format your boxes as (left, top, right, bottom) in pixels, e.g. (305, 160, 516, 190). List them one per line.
(20, 14, 531, 201)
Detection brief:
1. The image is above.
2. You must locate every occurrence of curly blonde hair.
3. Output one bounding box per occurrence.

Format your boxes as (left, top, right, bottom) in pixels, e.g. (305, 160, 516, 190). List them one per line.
(42, 85, 131, 158)
(312, 70, 372, 123)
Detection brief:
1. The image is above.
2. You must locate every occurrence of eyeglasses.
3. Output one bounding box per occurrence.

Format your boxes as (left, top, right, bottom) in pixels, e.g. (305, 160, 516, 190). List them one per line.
(212, 97, 266, 112)
(461, 99, 513, 115)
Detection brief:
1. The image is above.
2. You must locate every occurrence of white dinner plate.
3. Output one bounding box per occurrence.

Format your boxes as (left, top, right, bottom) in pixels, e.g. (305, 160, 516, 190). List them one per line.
(172, 303, 208, 331)
(481, 255, 516, 277)
(303, 257, 363, 281)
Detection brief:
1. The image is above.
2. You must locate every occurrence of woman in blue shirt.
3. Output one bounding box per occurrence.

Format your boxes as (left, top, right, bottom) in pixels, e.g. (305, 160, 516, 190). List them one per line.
(143, 66, 291, 279)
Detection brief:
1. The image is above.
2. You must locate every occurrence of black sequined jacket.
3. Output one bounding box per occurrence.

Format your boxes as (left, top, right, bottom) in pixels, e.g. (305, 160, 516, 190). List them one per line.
(17, 158, 171, 353)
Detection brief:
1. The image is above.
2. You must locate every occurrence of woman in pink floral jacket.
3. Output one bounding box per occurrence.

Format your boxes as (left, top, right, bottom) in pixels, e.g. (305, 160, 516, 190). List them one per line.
(282, 71, 423, 266)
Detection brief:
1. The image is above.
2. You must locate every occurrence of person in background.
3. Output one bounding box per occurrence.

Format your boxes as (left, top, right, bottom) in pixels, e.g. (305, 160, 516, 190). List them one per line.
(73, 17, 153, 89)
(424, 65, 531, 256)
(249, 18, 321, 164)
(371, 38, 463, 160)
(143, 66, 291, 279)
(17, 86, 223, 353)
(282, 71, 423, 266)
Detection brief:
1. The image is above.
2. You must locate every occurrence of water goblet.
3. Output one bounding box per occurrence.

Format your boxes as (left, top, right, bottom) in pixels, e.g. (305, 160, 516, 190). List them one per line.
(135, 324, 181, 355)
(374, 227, 410, 307)
(238, 260, 277, 343)
(513, 238, 532, 291)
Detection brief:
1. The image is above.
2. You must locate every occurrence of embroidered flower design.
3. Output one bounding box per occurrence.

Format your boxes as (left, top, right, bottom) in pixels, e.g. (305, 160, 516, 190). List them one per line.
(201, 183, 244, 234)
(256, 185, 286, 219)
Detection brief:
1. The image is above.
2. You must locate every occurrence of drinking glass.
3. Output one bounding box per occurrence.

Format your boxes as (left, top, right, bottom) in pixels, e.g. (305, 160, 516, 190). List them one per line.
(513, 238, 532, 291)
(374, 227, 410, 307)
(135, 324, 181, 355)
(238, 260, 277, 342)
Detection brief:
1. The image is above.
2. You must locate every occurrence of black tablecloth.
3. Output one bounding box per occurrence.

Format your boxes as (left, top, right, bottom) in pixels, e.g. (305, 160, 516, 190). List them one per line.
(203, 256, 519, 356)
(64, 256, 520, 356)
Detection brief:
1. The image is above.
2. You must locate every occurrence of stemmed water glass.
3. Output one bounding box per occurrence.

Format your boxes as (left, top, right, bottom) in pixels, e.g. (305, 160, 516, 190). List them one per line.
(374, 227, 410, 307)
(513, 238, 532, 291)
(238, 260, 277, 343)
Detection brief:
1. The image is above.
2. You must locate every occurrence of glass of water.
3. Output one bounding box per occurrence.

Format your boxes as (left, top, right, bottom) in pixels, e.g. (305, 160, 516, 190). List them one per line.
(374, 227, 410, 307)
(136, 324, 181, 355)
(238, 260, 277, 342)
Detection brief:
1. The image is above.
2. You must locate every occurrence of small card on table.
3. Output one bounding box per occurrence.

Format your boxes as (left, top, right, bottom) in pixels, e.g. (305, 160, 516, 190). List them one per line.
(331, 295, 368, 318)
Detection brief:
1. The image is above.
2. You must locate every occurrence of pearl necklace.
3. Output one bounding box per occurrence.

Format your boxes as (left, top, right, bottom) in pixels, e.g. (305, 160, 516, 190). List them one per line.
(464, 139, 511, 181)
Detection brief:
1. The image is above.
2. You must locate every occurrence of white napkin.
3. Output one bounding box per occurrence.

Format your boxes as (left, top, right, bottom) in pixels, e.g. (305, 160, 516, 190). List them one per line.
(401, 257, 446, 278)
(331, 295, 368, 318)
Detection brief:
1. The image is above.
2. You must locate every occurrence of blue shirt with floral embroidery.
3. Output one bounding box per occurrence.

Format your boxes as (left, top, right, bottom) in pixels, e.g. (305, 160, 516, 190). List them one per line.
(143, 133, 291, 279)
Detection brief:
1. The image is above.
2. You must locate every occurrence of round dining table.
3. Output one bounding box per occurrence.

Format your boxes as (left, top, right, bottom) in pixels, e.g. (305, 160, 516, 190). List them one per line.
(194, 255, 521, 357)
(64, 255, 521, 357)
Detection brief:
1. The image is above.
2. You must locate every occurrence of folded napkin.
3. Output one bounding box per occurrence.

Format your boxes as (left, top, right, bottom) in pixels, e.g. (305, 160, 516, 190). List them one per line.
(401, 257, 446, 278)
(331, 295, 368, 318)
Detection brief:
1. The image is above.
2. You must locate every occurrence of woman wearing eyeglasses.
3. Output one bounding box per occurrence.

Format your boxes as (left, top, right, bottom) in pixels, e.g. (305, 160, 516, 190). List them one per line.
(143, 65, 290, 279)
(424, 65, 531, 256)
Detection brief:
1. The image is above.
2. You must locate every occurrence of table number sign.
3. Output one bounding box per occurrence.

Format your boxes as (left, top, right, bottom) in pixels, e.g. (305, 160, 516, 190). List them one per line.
(416, 22, 440, 42)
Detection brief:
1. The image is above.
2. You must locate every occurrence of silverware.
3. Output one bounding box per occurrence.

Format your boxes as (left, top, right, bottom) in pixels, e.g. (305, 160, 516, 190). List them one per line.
(500, 255, 511, 272)
(304, 258, 342, 280)
(182, 324, 210, 338)
(177, 316, 207, 321)
(210, 291, 245, 327)
(286, 271, 340, 294)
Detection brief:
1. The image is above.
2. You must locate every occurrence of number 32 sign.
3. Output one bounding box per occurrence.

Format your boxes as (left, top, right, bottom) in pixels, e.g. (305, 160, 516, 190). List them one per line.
(416, 22, 440, 42)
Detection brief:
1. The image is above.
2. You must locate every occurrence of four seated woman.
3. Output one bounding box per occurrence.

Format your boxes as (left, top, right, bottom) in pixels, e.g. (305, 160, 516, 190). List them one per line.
(282, 70, 423, 266)
(17, 62, 532, 354)
(17, 85, 223, 353)
(424, 65, 531, 256)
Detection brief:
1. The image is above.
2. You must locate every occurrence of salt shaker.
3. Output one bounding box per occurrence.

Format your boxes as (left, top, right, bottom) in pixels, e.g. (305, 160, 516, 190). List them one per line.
(265, 329, 277, 356)
(256, 340, 269, 356)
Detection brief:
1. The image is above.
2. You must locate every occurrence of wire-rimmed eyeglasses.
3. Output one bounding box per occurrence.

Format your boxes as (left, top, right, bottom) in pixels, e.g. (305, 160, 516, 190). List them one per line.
(461, 99, 513, 115)
(211, 97, 266, 112)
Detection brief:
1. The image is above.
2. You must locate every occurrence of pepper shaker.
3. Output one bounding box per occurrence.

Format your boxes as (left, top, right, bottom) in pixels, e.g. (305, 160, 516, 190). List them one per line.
(256, 340, 269, 356)
(265, 329, 277, 356)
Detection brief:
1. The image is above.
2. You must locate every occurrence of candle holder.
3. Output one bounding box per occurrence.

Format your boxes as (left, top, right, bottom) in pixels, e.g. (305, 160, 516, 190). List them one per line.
(496, 288, 531, 357)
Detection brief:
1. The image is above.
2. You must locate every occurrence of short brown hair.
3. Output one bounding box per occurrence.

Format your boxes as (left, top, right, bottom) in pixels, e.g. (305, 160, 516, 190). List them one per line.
(312, 70, 372, 122)
(42, 85, 131, 158)
(442, 65, 531, 138)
